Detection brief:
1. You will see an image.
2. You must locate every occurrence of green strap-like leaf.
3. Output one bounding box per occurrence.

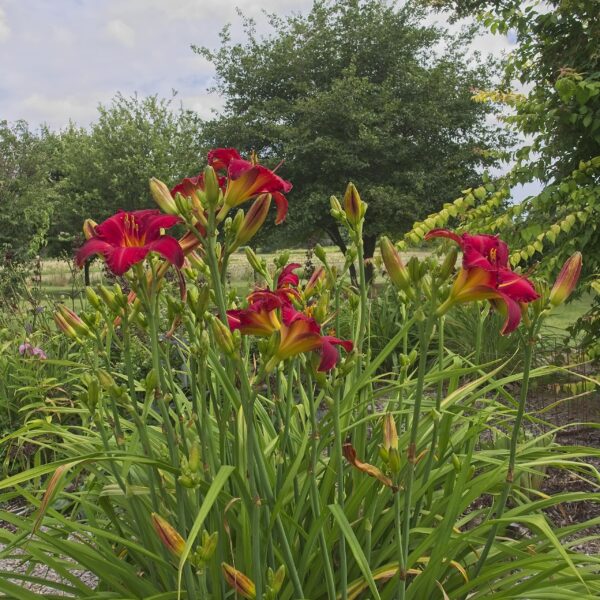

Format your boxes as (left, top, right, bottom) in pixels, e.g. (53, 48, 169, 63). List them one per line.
(329, 503, 381, 600)
(177, 465, 235, 598)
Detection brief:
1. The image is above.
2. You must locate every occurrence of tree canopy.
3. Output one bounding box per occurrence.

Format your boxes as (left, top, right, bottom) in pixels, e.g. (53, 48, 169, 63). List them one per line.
(195, 0, 506, 257)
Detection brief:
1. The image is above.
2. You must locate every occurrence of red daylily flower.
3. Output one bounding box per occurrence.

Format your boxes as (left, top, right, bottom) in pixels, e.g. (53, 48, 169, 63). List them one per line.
(170, 172, 227, 201)
(277, 262, 301, 288)
(208, 148, 292, 224)
(425, 229, 509, 272)
(227, 285, 352, 371)
(428, 229, 539, 334)
(441, 265, 539, 334)
(76, 210, 183, 276)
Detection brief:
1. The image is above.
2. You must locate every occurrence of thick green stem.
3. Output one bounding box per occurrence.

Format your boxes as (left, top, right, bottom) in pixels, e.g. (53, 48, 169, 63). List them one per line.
(399, 315, 434, 595)
(306, 376, 336, 600)
(474, 336, 534, 576)
(334, 385, 348, 600)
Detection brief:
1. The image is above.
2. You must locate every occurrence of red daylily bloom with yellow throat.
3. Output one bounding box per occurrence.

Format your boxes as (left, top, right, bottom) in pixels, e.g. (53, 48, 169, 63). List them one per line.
(208, 148, 292, 224)
(227, 287, 352, 371)
(428, 229, 539, 334)
(76, 210, 183, 276)
(425, 229, 509, 272)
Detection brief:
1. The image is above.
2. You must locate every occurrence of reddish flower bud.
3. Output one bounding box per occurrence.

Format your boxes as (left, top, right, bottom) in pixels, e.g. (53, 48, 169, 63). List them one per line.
(222, 563, 256, 599)
(151, 513, 185, 558)
(55, 304, 91, 339)
(549, 252, 582, 307)
(233, 194, 272, 249)
(343, 182, 365, 226)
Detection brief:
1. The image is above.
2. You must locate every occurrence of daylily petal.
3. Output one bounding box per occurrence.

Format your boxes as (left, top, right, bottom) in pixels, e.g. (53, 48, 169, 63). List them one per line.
(146, 236, 184, 269)
(272, 191, 289, 224)
(106, 246, 149, 276)
(171, 173, 204, 198)
(424, 228, 464, 247)
(208, 148, 242, 171)
(491, 292, 522, 335)
(496, 268, 539, 302)
(75, 238, 113, 267)
(278, 263, 301, 288)
(225, 162, 292, 207)
(318, 336, 354, 372)
(94, 213, 127, 244)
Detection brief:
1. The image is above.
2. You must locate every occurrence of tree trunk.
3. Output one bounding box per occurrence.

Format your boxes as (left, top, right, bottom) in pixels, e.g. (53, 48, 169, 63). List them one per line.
(363, 233, 377, 285)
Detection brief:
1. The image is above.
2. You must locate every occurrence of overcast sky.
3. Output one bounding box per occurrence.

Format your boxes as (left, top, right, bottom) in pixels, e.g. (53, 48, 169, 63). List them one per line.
(0, 0, 516, 130)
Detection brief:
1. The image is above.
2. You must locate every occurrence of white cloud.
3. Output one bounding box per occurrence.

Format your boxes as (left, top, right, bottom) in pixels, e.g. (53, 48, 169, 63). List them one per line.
(1, 0, 521, 131)
(0, 7, 10, 42)
(21, 93, 107, 129)
(106, 19, 135, 47)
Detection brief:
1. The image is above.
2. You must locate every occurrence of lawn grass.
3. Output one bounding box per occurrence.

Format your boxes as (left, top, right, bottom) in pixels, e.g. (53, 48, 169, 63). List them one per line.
(34, 252, 593, 337)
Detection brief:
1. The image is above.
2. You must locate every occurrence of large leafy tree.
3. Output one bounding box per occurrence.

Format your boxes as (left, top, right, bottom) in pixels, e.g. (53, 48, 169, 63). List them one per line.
(194, 0, 506, 263)
(0, 120, 62, 259)
(48, 93, 208, 255)
(420, 0, 599, 347)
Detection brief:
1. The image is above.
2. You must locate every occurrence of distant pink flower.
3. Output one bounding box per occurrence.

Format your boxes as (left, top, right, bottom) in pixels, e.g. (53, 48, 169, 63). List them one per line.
(19, 342, 47, 360)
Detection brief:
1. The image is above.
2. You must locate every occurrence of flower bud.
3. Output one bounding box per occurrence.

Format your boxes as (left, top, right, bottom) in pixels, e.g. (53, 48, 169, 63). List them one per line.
(407, 256, 422, 283)
(85, 287, 102, 310)
(151, 513, 185, 558)
(343, 182, 366, 226)
(150, 177, 178, 215)
(98, 286, 119, 313)
(82, 219, 97, 240)
(188, 442, 201, 474)
(174, 191, 192, 219)
(383, 413, 398, 452)
(56, 305, 91, 338)
(439, 246, 459, 281)
(388, 448, 401, 473)
(380, 236, 413, 297)
(313, 244, 328, 265)
(245, 247, 266, 275)
(204, 165, 221, 208)
(208, 315, 237, 356)
(549, 252, 582, 307)
(304, 266, 325, 300)
(196, 530, 218, 562)
(222, 563, 256, 599)
(269, 565, 285, 595)
(330, 195, 343, 213)
(233, 194, 271, 249)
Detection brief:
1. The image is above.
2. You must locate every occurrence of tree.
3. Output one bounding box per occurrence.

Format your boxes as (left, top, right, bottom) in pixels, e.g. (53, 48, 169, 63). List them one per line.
(49, 93, 208, 255)
(419, 0, 599, 349)
(0, 120, 62, 259)
(194, 0, 506, 271)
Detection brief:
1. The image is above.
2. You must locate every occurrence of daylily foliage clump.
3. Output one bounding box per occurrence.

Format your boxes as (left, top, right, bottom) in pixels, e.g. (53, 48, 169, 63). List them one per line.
(2, 147, 597, 600)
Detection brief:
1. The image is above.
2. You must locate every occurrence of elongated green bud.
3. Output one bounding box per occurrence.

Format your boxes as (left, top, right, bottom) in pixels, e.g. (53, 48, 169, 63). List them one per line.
(208, 315, 236, 356)
(380, 236, 413, 297)
(85, 287, 102, 310)
(150, 177, 178, 215)
(204, 165, 221, 208)
(439, 246, 459, 281)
